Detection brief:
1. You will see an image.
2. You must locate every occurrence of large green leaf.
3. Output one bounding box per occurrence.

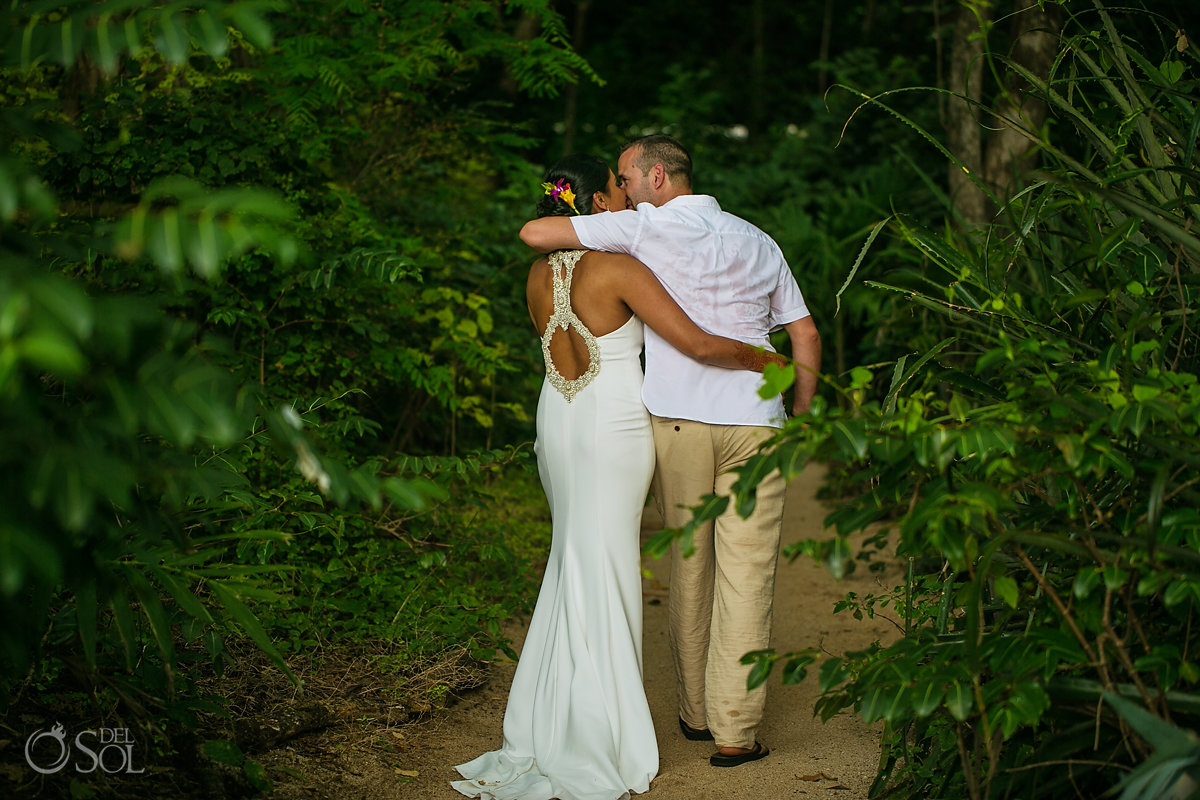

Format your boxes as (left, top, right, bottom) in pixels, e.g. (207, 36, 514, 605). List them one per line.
(945, 681, 974, 722)
(123, 565, 178, 691)
(210, 581, 295, 682)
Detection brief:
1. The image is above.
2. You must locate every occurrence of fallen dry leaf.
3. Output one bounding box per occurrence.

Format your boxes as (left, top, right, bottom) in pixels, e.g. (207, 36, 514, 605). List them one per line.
(800, 772, 835, 781)
(395, 768, 419, 778)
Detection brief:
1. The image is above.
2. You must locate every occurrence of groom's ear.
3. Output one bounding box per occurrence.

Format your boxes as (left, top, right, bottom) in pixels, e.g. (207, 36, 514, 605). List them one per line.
(650, 163, 666, 189)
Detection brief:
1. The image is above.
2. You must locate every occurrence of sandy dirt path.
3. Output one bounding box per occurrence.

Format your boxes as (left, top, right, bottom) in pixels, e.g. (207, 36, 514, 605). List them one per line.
(397, 462, 902, 799)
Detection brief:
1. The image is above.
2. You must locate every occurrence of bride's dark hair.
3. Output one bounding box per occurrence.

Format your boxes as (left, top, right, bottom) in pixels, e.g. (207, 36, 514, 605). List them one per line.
(536, 154, 610, 218)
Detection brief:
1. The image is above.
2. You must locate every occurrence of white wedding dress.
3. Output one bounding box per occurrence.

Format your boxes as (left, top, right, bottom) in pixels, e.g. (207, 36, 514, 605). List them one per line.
(452, 250, 659, 800)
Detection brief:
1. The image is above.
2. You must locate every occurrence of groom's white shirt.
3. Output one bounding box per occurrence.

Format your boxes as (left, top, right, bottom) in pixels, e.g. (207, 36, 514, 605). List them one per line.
(570, 194, 809, 427)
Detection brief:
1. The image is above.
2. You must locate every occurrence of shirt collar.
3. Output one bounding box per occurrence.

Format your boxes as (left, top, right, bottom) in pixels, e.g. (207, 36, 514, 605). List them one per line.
(636, 194, 720, 212)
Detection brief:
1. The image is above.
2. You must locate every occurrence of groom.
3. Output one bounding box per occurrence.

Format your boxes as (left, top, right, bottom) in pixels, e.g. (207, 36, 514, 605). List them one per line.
(520, 134, 820, 767)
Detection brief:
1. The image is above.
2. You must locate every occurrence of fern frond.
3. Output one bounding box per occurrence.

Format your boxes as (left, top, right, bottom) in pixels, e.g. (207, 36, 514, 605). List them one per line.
(317, 62, 352, 98)
(298, 248, 421, 290)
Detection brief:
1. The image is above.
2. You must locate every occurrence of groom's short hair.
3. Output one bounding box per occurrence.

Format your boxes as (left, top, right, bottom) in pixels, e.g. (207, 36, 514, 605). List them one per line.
(621, 134, 692, 190)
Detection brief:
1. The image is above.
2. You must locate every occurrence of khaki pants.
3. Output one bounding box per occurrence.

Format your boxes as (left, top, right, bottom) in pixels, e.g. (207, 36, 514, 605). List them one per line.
(651, 417, 787, 750)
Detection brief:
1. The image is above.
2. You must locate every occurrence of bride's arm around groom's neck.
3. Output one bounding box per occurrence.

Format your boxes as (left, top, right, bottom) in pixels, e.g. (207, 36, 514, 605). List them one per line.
(520, 216, 583, 253)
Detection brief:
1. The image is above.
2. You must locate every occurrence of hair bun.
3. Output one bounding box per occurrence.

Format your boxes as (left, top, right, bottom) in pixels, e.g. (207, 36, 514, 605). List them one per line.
(535, 153, 611, 219)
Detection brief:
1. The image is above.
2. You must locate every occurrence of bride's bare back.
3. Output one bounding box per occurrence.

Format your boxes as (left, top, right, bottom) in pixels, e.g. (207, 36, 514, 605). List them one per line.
(526, 249, 786, 379)
(526, 250, 637, 381)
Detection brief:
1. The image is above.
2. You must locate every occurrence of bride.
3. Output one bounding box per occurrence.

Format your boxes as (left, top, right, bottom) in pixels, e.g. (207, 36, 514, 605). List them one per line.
(451, 154, 782, 800)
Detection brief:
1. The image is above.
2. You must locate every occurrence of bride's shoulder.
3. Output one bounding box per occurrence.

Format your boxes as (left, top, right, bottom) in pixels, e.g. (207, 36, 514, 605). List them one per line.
(526, 256, 552, 290)
(572, 252, 639, 289)
(577, 250, 641, 271)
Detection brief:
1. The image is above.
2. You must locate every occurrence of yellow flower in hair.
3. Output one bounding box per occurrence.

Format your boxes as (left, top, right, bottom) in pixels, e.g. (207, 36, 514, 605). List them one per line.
(542, 178, 580, 215)
(560, 185, 578, 214)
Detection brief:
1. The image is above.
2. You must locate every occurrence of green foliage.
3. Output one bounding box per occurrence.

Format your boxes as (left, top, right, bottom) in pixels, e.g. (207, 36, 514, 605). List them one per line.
(1105, 692, 1200, 800)
(703, 3, 1200, 798)
(238, 446, 545, 665)
(0, 0, 584, 758)
(7, 2, 278, 73)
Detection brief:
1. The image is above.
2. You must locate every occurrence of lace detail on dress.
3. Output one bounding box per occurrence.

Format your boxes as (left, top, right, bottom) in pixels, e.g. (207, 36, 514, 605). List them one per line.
(542, 249, 600, 402)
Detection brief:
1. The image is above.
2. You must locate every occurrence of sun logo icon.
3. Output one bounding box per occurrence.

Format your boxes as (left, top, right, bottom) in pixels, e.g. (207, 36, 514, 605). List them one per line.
(25, 722, 70, 774)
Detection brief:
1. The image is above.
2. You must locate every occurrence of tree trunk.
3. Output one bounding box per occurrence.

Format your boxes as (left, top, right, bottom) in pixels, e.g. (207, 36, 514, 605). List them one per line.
(817, 0, 834, 93)
(862, 0, 878, 37)
(946, 1, 992, 226)
(982, 0, 1062, 202)
(63, 51, 102, 120)
(561, 0, 590, 156)
(499, 12, 540, 96)
(751, 0, 765, 133)
(934, 0, 946, 127)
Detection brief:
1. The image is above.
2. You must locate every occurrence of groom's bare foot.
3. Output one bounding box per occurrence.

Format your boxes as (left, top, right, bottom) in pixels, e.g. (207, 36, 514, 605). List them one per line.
(710, 741, 769, 767)
(716, 746, 753, 756)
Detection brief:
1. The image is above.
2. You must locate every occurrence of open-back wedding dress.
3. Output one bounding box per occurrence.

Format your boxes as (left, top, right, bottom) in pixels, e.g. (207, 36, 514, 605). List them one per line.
(452, 249, 659, 800)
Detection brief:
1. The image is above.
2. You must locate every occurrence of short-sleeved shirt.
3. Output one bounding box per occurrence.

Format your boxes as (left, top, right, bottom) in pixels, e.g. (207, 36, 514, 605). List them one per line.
(570, 194, 809, 427)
